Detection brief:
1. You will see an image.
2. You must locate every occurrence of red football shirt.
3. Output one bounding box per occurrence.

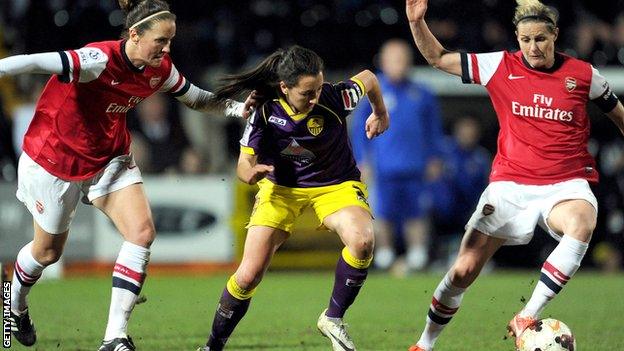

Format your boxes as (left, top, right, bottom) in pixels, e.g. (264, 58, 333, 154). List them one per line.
(461, 51, 611, 185)
(22, 40, 187, 180)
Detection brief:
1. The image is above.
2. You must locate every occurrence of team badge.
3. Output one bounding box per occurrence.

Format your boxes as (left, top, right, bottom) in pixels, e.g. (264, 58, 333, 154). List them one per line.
(307, 116, 324, 136)
(565, 77, 576, 92)
(149, 76, 162, 88)
(482, 204, 495, 216)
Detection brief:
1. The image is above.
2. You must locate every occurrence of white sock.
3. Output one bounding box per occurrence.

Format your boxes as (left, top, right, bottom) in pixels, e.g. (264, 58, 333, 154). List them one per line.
(373, 247, 395, 270)
(417, 273, 465, 350)
(407, 246, 429, 270)
(11, 242, 45, 314)
(104, 241, 150, 341)
(521, 235, 588, 318)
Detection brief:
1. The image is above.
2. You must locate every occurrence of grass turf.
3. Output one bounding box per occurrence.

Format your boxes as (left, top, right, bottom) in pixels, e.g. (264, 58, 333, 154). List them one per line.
(6, 271, 624, 350)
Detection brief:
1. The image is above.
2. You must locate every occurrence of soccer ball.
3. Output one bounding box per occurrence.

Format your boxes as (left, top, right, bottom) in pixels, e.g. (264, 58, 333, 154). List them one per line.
(517, 318, 576, 351)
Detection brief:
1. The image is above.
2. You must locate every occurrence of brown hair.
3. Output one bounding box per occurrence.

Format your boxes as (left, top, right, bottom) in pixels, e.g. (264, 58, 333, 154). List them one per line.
(215, 45, 325, 103)
(513, 0, 558, 33)
(118, 0, 176, 38)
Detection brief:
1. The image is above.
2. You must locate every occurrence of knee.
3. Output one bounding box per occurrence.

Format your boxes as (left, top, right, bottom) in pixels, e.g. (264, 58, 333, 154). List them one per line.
(347, 228, 375, 259)
(235, 270, 264, 291)
(127, 221, 156, 247)
(564, 214, 595, 242)
(32, 247, 63, 266)
(450, 258, 481, 288)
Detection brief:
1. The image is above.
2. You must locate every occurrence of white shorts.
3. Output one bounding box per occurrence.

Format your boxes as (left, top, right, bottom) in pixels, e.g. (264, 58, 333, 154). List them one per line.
(16, 153, 143, 234)
(466, 179, 598, 245)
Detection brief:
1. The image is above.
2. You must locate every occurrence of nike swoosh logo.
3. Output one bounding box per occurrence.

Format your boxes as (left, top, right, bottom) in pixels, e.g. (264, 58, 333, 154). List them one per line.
(507, 74, 525, 80)
(111, 80, 121, 85)
(327, 331, 355, 351)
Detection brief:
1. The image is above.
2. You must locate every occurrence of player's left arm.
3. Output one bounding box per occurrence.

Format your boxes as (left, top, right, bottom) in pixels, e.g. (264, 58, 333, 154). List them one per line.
(352, 70, 390, 139)
(589, 67, 624, 135)
(606, 100, 624, 136)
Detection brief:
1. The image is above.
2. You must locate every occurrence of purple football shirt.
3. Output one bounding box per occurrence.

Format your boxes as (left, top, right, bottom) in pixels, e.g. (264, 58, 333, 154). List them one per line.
(240, 79, 366, 187)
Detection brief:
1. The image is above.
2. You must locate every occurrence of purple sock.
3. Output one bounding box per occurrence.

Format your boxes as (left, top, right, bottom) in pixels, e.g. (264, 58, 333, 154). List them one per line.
(326, 255, 368, 318)
(206, 288, 251, 350)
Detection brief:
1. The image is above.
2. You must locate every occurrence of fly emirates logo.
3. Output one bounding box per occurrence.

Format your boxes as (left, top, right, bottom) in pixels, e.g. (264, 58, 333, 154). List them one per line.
(511, 94, 573, 122)
(106, 96, 144, 114)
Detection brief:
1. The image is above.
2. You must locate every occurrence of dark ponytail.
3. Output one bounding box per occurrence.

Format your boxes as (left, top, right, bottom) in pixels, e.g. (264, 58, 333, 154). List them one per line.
(215, 45, 324, 102)
(118, 0, 176, 38)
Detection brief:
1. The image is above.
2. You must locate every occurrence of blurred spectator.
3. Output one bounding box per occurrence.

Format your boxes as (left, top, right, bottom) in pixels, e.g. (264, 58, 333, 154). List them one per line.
(351, 38, 445, 271)
(429, 114, 491, 268)
(128, 93, 199, 174)
(442, 114, 490, 223)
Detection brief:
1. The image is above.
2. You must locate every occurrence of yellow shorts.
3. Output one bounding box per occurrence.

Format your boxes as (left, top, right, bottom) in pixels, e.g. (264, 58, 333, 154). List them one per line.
(248, 179, 372, 233)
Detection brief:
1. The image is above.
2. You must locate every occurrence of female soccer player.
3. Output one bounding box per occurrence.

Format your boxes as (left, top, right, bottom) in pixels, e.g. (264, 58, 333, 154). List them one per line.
(197, 45, 389, 351)
(0, 1, 254, 350)
(404, 0, 624, 350)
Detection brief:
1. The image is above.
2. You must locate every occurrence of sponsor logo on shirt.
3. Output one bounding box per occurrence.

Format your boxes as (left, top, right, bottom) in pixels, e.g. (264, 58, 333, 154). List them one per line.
(268, 115, 287, 126)
(106, 96, 144, 114)
(280, 139, 315, 165)
(307, 116, 324, 136)
(565, 77, 577, 92)
(511, 94, 573, 122)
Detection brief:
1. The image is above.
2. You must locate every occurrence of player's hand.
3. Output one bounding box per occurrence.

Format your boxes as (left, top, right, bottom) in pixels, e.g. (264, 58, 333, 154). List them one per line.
(247, 164, 274, 185)
(242, 90, 262, 119)
(365, 111, 390, 139)
(406, 0, 428, 22)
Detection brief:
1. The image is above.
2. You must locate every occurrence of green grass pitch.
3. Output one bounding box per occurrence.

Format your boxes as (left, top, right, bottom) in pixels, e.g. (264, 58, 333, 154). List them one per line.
(7, 271, 624, 350)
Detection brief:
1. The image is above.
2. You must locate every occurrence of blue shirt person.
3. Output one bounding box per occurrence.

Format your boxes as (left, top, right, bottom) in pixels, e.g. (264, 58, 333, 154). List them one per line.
(351, 39, 445, 271)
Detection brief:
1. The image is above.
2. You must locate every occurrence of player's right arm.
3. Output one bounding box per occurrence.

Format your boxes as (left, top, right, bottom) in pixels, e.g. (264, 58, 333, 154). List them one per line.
(406, 0, 461, 76)
(0, 52, 64, 77)
(237, 108, 274, 185)
(236, 152, 274, 185)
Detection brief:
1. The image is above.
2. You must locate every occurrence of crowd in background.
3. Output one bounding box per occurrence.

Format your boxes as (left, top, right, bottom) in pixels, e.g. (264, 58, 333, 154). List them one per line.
(0, 0, 623, 270)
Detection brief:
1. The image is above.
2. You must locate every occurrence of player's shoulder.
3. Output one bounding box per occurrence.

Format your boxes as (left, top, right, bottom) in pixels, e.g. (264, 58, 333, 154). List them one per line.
(558, 52, 592, 71)
(257, 99, 285, 124)
(83, 40, 122, 54)
(71, 40, 120, 66)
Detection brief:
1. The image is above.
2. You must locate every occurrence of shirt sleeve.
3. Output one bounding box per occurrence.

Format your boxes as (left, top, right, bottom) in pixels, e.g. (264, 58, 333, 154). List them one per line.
(460, 51, 504, 86)
(589, 66, 619, 113)
(59, 47, 108, 83)
(325, 78, 367, 117)
(0, 52, 63, 77)
(239, 105, 267, 155)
